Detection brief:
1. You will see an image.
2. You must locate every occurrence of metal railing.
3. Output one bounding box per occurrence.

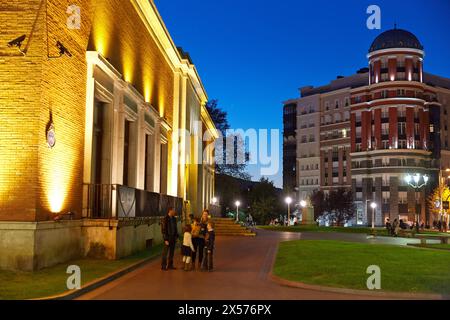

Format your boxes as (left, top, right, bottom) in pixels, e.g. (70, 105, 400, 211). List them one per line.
(84, 184, 183, 220)
(85, 184, 114, 219)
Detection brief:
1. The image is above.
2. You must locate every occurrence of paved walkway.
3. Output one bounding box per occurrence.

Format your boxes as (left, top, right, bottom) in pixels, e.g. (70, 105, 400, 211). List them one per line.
(77, 230, 428, 300)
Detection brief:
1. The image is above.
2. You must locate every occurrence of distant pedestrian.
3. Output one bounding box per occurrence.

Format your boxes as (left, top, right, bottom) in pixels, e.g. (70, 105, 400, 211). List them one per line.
(182, 225, 195, 271)
(161, 208, 179, 271)
(385, 218, 391, 235)
(247, 214, 254, 227)
(392, 219, 399, 237)
(202, 221, 216, 272)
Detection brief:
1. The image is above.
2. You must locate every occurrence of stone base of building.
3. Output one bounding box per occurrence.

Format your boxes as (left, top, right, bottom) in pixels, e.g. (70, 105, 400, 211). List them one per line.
(0, 218, 170, 271)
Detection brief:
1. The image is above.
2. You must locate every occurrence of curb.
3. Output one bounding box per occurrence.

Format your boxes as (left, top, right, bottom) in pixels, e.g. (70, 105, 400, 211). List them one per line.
(268, 273, 447, 300)
(32, 254, 159, 300)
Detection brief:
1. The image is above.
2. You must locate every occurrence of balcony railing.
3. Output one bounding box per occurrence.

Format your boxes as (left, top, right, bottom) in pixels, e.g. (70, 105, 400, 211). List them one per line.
(84, 184, 183, 220)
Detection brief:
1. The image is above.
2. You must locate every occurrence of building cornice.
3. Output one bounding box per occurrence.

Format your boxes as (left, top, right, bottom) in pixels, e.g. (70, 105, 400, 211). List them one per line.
(350, 149, 431, 158)
(201, 106, 220, 139)
(131, 0, 208, 104)
(130, 0, 217, 139)
(367, 48, 425, 60)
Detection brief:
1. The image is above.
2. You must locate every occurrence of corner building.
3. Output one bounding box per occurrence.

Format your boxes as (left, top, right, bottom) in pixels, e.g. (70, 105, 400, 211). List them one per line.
(284, 28, 450, 226)
(350, 29, 449, 226)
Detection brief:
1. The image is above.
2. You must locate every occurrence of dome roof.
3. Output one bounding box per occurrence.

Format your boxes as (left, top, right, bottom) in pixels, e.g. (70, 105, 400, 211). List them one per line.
(369, 28, 423, 53)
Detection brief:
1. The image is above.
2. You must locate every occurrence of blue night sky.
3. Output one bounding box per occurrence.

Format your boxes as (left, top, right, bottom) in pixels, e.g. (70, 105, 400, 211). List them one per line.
(154, 0, 450, 188)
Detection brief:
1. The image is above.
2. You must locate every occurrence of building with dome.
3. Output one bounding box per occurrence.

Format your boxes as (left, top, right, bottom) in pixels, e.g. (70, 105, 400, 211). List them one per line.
(283, 28, 450, 226)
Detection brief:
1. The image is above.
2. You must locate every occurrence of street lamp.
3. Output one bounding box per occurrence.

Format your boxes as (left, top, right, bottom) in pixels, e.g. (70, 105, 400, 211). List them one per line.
(404, 173, 429, 189)
(285, 197, 292, 226)
(300, 200, 307, 208)
(212, 197, 217, 205)
(370, 202, 377, 231)
(235, 200, 240, 222)
(404, 173, 429, 232)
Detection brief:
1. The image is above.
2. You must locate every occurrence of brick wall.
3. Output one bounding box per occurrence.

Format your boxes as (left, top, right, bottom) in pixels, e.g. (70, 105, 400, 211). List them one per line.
(0, 0, 176, 221)
(87, 0, 174, 123)
(0, 0, 45, 221)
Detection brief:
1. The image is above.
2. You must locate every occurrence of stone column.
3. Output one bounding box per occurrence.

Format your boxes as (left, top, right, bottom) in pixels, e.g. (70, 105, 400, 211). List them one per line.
(168, 72, 181, 197)
(178, 72, 188, 200)
(153, 118, 161, 193)
(135, 104, 146, 190)
(389, 176, 399, 221)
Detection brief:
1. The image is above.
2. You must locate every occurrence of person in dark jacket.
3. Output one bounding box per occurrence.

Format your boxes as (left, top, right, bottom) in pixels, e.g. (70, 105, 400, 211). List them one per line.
(202, 221, 215, 272)
(385, 218, 392, 236)
(161, 208, 179, 270)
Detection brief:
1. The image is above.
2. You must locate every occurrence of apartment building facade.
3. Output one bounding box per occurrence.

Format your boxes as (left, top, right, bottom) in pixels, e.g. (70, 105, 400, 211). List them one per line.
(283, 28, 450, 226)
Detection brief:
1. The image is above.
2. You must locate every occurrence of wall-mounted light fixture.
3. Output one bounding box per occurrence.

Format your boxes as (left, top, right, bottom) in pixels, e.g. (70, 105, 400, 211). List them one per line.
(48, 40, 72, 59)
(7, 35, 27, 55)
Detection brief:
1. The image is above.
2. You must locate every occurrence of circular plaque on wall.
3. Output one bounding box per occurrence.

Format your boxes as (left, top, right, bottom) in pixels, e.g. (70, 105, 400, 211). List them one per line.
(46, 123, 56, 148)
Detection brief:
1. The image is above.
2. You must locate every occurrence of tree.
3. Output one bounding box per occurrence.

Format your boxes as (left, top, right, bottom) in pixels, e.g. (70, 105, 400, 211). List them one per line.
(248, 177, 282, 224)
(427, 184, 450, 225)
(206, 100, 250, 180)
(321, 188, 355, 226)
(205, 99, 229, 133)
(310, 189, 325, 220)
(215, 174, 241, 216)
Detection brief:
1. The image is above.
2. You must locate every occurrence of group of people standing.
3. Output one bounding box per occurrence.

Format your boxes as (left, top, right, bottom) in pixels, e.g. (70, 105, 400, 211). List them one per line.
(385, 218, 425, 236)
(161, 208, 215, 272)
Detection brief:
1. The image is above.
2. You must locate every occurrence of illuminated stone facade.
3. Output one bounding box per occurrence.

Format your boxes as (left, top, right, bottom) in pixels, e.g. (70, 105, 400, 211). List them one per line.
(0, 0, 217, 270)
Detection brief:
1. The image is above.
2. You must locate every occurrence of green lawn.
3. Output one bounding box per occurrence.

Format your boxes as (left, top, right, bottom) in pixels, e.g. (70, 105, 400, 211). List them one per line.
(273, 240, 450, 295)
(0, 245, 162, 300)
(259, 225, 388, 235)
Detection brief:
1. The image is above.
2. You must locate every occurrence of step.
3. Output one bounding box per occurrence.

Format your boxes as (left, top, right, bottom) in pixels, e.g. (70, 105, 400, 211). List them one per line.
(215, 227, 253, 231)
(214, 225, 246, 229)
(216, 232, 257, 237)
(215, 229, 255, 234)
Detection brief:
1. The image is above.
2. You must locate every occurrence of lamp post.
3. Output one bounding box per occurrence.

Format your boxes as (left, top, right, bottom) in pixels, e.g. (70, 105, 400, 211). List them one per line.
(235, 200, 240, 223)
(285, 197, 292, 226)
(299, 200, 307, 225)
(370, 202, 377, 231)
(404, 173, 429, 232)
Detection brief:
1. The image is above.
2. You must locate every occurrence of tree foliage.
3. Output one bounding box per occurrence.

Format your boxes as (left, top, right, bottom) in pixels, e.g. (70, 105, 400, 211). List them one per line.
(310, 190, 325, 220)
(312, 188, 355, 226)
(248, 177, 282, 224)
(206, 100, 250, 180)
(427, 184, 450, 218)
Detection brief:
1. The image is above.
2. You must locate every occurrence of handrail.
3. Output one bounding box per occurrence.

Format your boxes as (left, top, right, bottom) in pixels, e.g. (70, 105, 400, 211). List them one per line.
(83, 184, 183, 220)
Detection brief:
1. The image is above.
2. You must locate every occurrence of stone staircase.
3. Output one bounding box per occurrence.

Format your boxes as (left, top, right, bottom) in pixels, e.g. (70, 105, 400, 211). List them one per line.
(212, 218, 256, 236)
